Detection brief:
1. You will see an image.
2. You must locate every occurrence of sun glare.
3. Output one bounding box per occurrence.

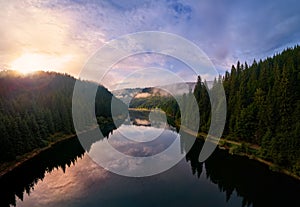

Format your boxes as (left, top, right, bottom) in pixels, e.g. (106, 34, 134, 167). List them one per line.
(10, 53, 46, 74)
(10, 53, 73, 74)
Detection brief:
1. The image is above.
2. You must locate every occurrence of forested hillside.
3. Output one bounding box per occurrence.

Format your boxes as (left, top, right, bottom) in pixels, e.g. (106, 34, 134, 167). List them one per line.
(0, 71, 126, 163)
(130, 45, 300, 175)
(220, 45, 300, 174)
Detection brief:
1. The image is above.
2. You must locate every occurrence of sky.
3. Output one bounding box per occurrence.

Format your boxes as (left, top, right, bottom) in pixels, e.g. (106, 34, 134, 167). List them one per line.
(1, 0, 300, 89)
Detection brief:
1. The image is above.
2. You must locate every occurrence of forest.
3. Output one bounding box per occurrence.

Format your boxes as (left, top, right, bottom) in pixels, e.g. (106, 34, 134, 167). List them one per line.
(1, 45, 299, 177)
(130, 45, 300, 176)
(0, 71, 126, 163)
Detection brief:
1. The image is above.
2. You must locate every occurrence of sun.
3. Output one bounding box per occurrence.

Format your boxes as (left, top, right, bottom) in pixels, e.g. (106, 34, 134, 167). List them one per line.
(10, 53, 48, 74)
(10, 53, 73, 75)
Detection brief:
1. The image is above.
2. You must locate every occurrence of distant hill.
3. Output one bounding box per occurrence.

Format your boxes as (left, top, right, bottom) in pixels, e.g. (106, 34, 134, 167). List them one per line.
(112, 88, 144, 105)
(112, 82, 211, 105)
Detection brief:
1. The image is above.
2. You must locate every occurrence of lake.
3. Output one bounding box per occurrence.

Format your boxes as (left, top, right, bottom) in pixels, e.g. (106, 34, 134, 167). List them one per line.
(1, 110, 300, 207)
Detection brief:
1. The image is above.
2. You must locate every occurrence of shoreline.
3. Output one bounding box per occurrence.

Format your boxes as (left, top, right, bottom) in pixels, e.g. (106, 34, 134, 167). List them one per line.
(128, 108, 152, 111)
(0, 133, 76, 178)
(130, 108, 300, 181)
(182, 127, 300, 181)
(1, 111, 300, 182)
(0, 118, 122, 178)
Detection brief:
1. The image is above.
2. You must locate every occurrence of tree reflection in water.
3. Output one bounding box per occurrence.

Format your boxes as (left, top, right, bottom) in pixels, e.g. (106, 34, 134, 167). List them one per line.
(185, 137, 300, 207)
(2, 116, 300, 207)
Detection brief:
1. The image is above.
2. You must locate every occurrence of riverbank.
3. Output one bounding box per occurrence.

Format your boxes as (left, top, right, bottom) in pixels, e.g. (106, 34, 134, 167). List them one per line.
(0, 133, 76, 178)
(132, 108, 300, 181)
(129, 108, 300, 181)
(0, 115, 124, 178)
(183, 128, 300, 181)
(128, 107, 152, 111)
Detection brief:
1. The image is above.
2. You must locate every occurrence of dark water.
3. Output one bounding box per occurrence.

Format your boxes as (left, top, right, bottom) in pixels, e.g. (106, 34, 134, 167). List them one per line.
(1, 112, 300, 207)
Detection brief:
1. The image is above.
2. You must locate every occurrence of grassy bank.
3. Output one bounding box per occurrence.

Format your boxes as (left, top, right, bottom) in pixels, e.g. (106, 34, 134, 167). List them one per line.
(178, 122, 300, 181)
(194, 131, 300, 181)
(129, 108, 300, 181)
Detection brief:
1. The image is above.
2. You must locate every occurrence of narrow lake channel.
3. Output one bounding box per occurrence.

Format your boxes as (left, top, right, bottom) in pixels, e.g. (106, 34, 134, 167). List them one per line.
(1, 111, 300, 207)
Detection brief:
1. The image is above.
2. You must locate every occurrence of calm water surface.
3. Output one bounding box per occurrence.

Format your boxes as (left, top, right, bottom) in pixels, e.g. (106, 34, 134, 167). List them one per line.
(1, 111, 300, 207)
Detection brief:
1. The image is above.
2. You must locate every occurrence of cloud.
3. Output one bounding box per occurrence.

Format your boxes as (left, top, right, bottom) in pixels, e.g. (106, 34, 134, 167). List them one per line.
(1, 0, 300, 87)
(0, 0, 91, 74)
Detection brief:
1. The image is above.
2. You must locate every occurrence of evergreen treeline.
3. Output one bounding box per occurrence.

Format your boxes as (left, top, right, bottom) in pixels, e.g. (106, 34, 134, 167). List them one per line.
(130, 45, 300, 175)
(193, 45, 300, 175)
(219, 46, 300, 174)
(130, 96, 180, 118)
(129, 83, 210, 131)
(0, 71, 126, 163)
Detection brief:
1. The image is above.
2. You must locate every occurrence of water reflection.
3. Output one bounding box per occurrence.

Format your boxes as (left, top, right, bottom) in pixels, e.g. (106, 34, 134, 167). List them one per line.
(186, 139, 204, 178)
(185, 137, 300, 207)
(128, 110, 178, 131)
(91, 110, 179, 159)
(1, 112, 300, 207)
(0, 137, 85, 207)
(86, 110, 189, 177)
